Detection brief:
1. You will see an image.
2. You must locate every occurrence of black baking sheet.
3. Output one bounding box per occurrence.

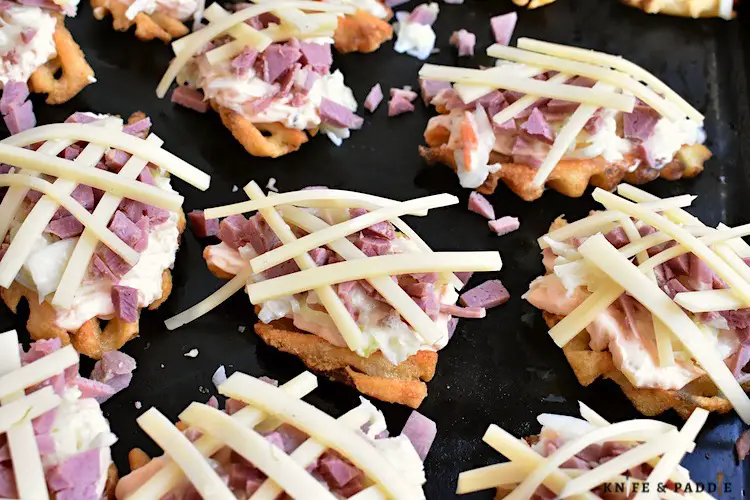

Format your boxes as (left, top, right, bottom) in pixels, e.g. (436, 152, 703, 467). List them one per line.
(2, 0, 749, 497)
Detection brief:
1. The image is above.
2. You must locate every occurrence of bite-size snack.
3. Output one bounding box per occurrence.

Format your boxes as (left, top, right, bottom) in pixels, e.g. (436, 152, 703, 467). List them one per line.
(457, 401, 711, 499)
(90, 0, 198, 42)
(1, 0, 94, 105)
(418, 37, 710, 201)
(622, 0, 736, 19)
(160, 1, 365, 158)
(167, 184, 505, 407)
(327, 0, 393, 53)
(116, 370, 436, 499)
(524, 184, 750, 422)
(0, 111, 211, 358)
(0, 330, 122, 499)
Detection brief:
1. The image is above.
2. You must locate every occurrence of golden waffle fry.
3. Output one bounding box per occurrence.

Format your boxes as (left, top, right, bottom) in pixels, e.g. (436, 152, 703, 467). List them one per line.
(91, 0, 189, 42)
(511, 0, 558, 8)
(333, 7, 393, 54)
(622, 0, 736, 18)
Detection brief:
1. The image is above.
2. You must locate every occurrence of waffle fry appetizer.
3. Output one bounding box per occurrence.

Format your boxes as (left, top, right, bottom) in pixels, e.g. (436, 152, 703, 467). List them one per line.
(622, 0, 736, 19)
(457, 402, 712, 499)
(0, 112, 211, 359)
(116, 370, 436, 499)
(1, 0, 94, 105)
(167, 183, 505, 407)
(159, 1, 365, 158)
(91, 0, 200, 43)
(524, 184, 750, 422)
(418, 38, 711, 201)
(329, 0, 393, 53)
(0, 330, 121, 499)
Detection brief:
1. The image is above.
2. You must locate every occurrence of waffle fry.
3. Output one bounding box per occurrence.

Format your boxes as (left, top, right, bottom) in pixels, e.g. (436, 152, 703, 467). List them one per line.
(91, 0, 189, 42)
(333, 7, 393, 54)
(622, 0, 736, 18)
(511, 0, 558, 8)
(28, 20, 95, 105)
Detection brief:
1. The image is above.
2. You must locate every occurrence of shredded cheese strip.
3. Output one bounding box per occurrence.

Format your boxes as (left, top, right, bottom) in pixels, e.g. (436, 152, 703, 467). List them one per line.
(515, 38, 703, 122)
(200, 3, 272, 63)
(0, 330, 49, 500)
(0, 345, 78, 400)
(157, 2, 355, 99)
(0, 387, 61, 433)
(457, 462, 530, 493)
(219, 373, 425, 499)
(247, 0, 325, 33)
(492, 72, 571, 125)
(179, 403, 338, 499)
(249, 193, 459, 273)
(532, 82, 612, 186)
(245, 182, 366, 353)
(419, 64, 635, 111)
(717, 223, 750, 258)
(673, 289, 743, 313)
(130, 372, 317, 499)
(247, 252, 503, 303)
(51, 134, 165, 309)
(486, 44, 680, 121)
(453, 66, 545, 103)
(548, 281, 625, 347)
(280, 205, 446, 345)
(1, 124, 210, 190)
(164, 267, 251, 330)
(0, 173, 141, 288)
(578, 402, 609, 427)
(578, 233, 750, 423)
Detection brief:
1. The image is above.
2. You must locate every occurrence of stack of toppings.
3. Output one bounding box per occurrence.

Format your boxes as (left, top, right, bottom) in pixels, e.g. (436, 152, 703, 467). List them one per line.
(457, 401, 710, 499)
(167, 183, 505, 407)
(0, 330, 123, 500)
(160, 1, 365, 156)
(524, 184, 750, 422)
(0, 112, 210, 355)
(116, 371, 435, 499)
(418, 36, 710, 200)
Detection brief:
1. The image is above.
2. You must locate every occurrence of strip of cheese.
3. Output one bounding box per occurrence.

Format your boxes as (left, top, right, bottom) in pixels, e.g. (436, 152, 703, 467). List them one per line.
(179, 403, 338, 499)
(548, 281, 624, 347)
(200, 3, 272, 63)
(249, 402, 373, 500)
(503, 418, 676, 500)
(52, 134, 165, 309)
(219, 372, 424, 499)
(250, 193, 458, 273)
(453, 67, 545, 104)
(578, 402, 609, 427)
(615, 184, 699, 225)
(481, 425, 598, 500)
(157, 2, 355, 99)
(2, 123, 210, 190)
(204, 189, 429, 220)
(164, 267, 252, 330)
(247, 0, 322, 33)
(457, 462, 529, 494)
(577, 233, 750, 424)
(0, 386, 61, 433)
(673, 289, 743, 312)
(492, 72, 570, 125)
(515, 38, 703, 122)
(0, 330, 50, 500)
(247, 252, 502, 303)
(617, 224, 750, 261)
(0, 344, 78, 401)
(136, 408, 234, 499)
(280, 205, 445, 345)
(245, 182, 366, 353)
(418, 64, 635, 111)
(0, 173, 141, 288)
(130, 372, 317, 499)
(633, 408, 708, 500)
(532, 82, 611, 186)
(486, 44, 680, 121)
(717, 223, 750, 258)
(593, 188, 750, 304)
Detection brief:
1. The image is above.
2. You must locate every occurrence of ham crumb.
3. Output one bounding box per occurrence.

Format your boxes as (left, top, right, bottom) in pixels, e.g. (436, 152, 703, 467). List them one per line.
(489, 216, 520, 236)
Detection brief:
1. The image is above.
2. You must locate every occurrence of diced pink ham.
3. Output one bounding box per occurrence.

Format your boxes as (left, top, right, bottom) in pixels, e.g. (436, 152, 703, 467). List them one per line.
(309, 247, 330, 266)
(604, 227, 629, 248)
(400, 410, 437, 461)
(665, 253, 690, 276)
(389, 96, 415, 117)
(468, 191, 495, 220)
(447, 317, 458, 338)
(3, 100, 35, 135)
(391, 87, 418, 103)
(226, 398, 248, 415)
(440, 304, 486, 318)
(109, 211, 143, 249)
(96, 246, 133, 278)
(0, 466, 16, 498)
(188, 210, 219, 238)
(584, 114, 604, 134)
(123, 117, 151, 138)
(688, 253, 713, 291)
(145, 202, 169, 226)
(512, 136, 546, 168)
(319, 453, 363, 487)
(64, 112, 98, 124)
(111, 284, 138, 323)
(663, 277, 689, 300)
(408, 3, 438, 25)
(45, 215, 84, 239)
(355, 234, 391, 256)
(119, 199, 147, 223)
(278, 64, 300, 94)
(364, 84, 383, 113)
(206, 395, 219, 408)
(623, 107, 659, 142)
(104, 149, 131, 171)
(490, 12, 517, 45)
(0, 81, 29, 115)
(231, 47, 259, 76)
(47, 449, 101, 491)
(62, 145, 82, 160)
(171, 86, 209, 113)
(90, 350, 136, 403)
(259, 42, 301, 83)
(299, 42, 332, 74)
(419, 79, 451, 105)
(319, 98, 364, 129)
(737, 429, 750, 462)
(726, 345, 750, 377)
(219, 214, 249, 250)
(455, 272, 472, 285)
(302, 70, 320, 91)
(460, 279, 510, 308)
(449, 29, 476, 57)
(521, 108, 554, 143)
(489, 216, 520, 236)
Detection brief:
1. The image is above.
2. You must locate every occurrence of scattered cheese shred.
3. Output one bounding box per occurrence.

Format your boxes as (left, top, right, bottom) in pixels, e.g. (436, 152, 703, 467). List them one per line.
(0, 386, 61, 434)
(0, 345, 78, 400)
(673, 289, 744, 312)
(492, 72, 570, 126)
(453, 67, 544, 104)
(547, 281, 623, 347)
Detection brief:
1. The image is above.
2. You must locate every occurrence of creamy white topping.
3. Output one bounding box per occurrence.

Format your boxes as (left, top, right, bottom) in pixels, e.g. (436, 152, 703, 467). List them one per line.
(393, 6, 437, 61)
(567, 108, 632, 163)
(642, 117, 705, 168)
(0, 6, 57, 87)
(453, 106, 497, 189)
(125, 0, 200, 21)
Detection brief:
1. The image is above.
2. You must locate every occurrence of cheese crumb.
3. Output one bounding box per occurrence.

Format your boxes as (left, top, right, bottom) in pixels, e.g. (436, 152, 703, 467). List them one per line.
(238, 325, 246, 333)
(232, 185, 238, 192)
(266, 177, 278, 193)
(184, 348, 199, 358)
(134, 401, 142, 409)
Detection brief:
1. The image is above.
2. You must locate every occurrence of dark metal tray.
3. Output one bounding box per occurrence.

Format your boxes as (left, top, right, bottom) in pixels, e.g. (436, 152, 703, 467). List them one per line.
(2, 0, 749, 497)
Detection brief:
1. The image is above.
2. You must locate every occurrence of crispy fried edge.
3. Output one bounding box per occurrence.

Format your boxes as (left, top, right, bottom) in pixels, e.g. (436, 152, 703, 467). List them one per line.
(621, 0, 735, 18)
(511, 0, 558, 8)
(28, 19, 95, 105)
(333, 6, 394, 54)
(90, 0, 189, 42)
(420, 116, 710, 201)
(103, 463, 119, 499)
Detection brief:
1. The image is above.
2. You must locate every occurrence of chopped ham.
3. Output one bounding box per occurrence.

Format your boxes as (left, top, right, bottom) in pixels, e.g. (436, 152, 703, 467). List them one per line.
(489, 216, 520, 236)
(259, 42, 302, 83)
(319, 98, 364, 129)
(90, 350, 136, 403)
(468, 191, 495, 220)
(409, 3, 439, 25)
(490, 12, 517, 46)
(45, 215, 84, 239)
(604, 227, 629, 248)
(355, 234, 391, 256)
(521, 108, 554, 143)
(231, 47, 258, 76)
(123, 117, 151, 138)
(299, 42, 332, 74)
(0, 81, 29, 115)
(460, 279, 509, 309)
(109, 211, 144, 250)
(309, 247, 330, 266)
(623, 107, 659, 142)
(440, 303, 486, 318)
(449, 29, 476, 57)
(419, 79, 451, 105)
(171, 86, 209, 113)
(319, 453, 362, 487)
(97, 246, 133, 278)
(455, 272, 473, 285)
(388, 94, 415, 117)
(188, 210, 219, 238)
(390, 87, 418, 102)
(219, 214, 248, 250)
(3, 100, 35, 135)
(47, 449, 101, 492)
(364, 84, 383, 113)
(111, 285, 138, 323)
(663, 277, 689, 299)
(737, 429, 750, 462)
(688, 253, 713, 291)
(400, 410, 437, 461)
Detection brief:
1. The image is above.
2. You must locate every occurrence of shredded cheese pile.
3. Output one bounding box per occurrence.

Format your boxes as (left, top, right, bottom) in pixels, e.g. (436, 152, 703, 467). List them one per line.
(418, 38, 704, 187)
(457, 402, 711, 499)
(166, 182, 503, 356)
(534, 183, 750, 423)
(130, 370, 426, 499)
(0, 118, 210, 310)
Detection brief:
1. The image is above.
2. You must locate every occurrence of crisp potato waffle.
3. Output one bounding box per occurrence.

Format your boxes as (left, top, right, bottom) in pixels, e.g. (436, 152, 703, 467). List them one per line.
(28, 18, 95, 105)
(91, 0, 189, 42)
(420, 118, 711, 202)
(622, 0, 736, 18)
(511, 0, 557, 8)
(333, 6, 393, 54)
